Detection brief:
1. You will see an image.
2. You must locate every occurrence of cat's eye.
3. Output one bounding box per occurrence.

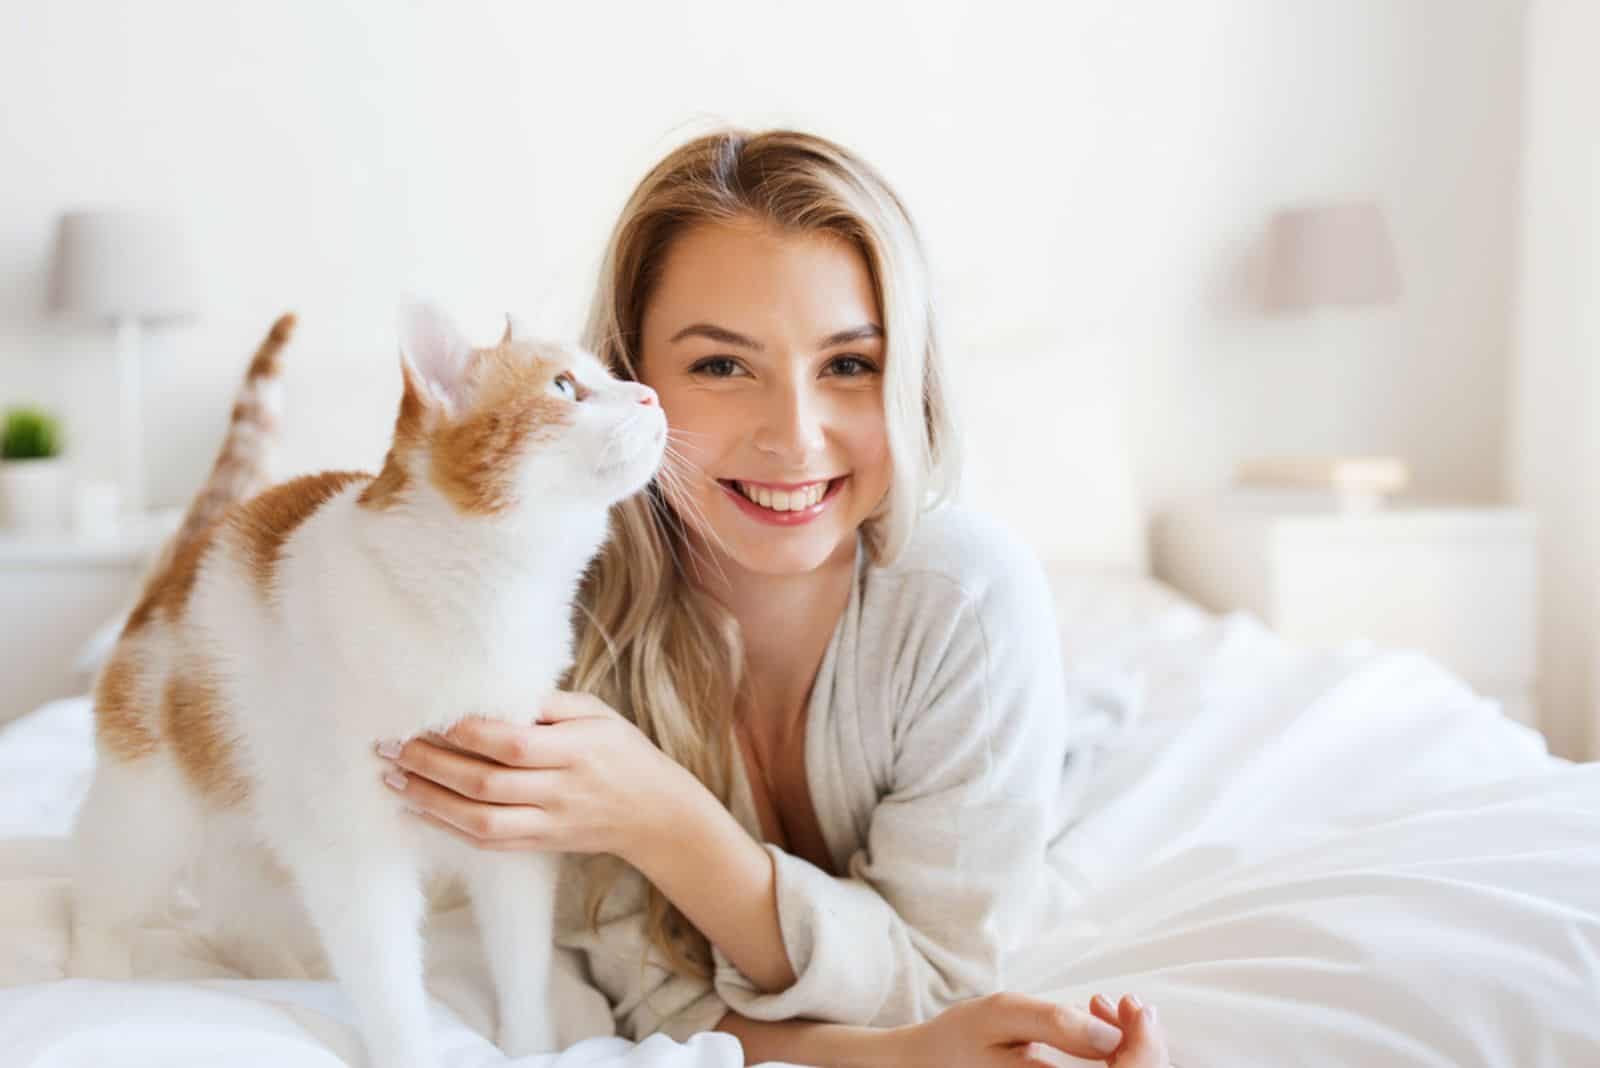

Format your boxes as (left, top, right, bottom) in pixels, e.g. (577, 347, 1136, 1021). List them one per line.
(551, 373, 580, 400)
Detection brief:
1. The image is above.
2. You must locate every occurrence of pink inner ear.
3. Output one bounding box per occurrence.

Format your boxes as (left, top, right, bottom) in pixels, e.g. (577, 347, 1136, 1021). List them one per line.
(398, 301, 474, 410)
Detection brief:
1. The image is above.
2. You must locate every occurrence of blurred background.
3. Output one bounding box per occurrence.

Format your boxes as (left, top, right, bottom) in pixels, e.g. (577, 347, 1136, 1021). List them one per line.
(0, 1, 1595, 759)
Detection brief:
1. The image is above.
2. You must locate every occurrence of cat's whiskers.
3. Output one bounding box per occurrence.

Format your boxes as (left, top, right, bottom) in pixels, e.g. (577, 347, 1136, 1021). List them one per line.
(653, 446, 737, 590)
(652, 450, 730, 589)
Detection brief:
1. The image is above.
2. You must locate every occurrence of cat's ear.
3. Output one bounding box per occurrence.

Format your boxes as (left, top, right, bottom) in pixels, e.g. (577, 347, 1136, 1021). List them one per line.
(397, 300, 474, 414)
(500, 313, 536, 346)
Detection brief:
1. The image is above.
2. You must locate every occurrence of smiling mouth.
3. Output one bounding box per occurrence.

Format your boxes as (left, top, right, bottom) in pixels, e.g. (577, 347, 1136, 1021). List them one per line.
(717, 477, 844, 512)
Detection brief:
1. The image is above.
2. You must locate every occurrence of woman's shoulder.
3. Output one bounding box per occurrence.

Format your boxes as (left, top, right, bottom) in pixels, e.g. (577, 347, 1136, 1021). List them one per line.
(868, 502, 1048, 607)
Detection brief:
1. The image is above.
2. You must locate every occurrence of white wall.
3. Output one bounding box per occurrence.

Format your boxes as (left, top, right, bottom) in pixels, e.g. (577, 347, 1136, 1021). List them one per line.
(1509, 0, 1599, 760)
(0, 0, 1527, 515)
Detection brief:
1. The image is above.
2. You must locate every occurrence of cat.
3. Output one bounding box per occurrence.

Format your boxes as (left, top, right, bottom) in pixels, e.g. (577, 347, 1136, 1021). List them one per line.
(67, 301, 666, 1067)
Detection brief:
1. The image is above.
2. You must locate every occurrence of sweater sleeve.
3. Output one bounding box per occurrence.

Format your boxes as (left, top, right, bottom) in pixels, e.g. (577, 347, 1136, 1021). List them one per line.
(553, 856, 732, 1044)
(709, 532, 1072, 1026)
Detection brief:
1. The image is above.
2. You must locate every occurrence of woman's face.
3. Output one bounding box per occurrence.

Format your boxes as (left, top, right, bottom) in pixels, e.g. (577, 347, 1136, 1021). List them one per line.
(638, 219, 891, 582)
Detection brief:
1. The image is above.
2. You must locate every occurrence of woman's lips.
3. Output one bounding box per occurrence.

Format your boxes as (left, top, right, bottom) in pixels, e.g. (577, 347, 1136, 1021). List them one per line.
(717, 476, 847, 526)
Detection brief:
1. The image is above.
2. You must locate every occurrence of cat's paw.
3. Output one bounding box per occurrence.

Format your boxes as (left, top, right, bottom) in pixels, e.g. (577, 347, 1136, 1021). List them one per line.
(66, 927, 134, 980)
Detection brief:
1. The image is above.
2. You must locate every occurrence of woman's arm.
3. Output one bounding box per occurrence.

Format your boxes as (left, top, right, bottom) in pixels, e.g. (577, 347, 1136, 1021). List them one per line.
(714, 994, 1148, 1068)
(628, 768, 797, 992)
(712, 1010, 898, 1068)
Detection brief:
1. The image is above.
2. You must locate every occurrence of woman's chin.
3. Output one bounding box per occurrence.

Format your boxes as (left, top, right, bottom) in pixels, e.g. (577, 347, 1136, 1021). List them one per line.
(701, 521, 859, 580)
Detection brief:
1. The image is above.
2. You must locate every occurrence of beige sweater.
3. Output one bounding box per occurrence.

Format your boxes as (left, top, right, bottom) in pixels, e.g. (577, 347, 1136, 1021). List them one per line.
(555, 504, 1074, 1042)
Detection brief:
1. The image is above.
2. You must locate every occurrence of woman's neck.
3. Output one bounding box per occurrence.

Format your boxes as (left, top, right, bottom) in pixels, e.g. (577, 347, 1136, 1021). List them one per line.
(689, 533, 858, 730)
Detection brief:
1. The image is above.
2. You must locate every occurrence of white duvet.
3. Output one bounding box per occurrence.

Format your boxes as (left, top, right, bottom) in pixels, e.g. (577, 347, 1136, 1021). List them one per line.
(2, 586, 1597, 1067)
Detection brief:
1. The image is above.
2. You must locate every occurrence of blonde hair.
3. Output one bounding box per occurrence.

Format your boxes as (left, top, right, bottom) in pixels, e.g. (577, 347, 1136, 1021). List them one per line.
(565, 127, 962, 980)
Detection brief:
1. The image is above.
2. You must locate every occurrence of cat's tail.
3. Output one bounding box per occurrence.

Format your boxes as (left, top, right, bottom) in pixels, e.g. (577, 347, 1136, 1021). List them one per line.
(167, 313, 296, 550)
(129, 313, 295, 596)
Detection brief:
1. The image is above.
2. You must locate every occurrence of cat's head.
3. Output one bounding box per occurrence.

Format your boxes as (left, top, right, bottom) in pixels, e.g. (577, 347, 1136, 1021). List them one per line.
(360, 300, 665, 519)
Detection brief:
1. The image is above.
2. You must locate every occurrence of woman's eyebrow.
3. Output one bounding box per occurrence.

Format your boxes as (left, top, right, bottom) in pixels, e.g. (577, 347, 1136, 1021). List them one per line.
(819, 324, 883, 347)
(667, 322, 884, 350)
(670, 322, 763, 349)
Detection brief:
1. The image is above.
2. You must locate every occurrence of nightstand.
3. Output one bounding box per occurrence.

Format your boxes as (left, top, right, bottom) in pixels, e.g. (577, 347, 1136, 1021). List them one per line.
(0, 510, 179, 726)
(1151, 492, 1539, 727)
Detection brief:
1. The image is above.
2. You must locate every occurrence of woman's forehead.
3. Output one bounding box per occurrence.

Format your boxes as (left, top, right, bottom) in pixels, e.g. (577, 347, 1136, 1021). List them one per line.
(644, 222, 880, 341)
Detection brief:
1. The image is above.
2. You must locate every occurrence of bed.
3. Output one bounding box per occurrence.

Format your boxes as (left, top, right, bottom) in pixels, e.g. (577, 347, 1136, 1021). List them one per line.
(3, 338, 1597, 1066)
(5, 567, 1596, 1066)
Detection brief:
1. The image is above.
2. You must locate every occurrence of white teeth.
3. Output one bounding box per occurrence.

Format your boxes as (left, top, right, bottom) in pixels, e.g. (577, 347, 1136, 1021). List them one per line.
(735, 480, 828, 512)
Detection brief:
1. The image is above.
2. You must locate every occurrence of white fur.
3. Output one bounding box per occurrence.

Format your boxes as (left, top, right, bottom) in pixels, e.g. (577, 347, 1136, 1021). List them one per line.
(68, 305, 666, 1068)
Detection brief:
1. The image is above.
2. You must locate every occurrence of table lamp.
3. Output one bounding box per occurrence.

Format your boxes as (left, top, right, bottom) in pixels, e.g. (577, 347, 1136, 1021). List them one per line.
(1246, 199, 1406, 510)
(1260, 198, 1402, 312)
(48, 209, 199, 521)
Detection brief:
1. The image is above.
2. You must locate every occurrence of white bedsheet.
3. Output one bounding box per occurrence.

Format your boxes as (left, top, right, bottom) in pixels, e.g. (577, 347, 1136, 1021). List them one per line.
(3, 593, 1598, 1066)
(1026, 609, 1600, 1066)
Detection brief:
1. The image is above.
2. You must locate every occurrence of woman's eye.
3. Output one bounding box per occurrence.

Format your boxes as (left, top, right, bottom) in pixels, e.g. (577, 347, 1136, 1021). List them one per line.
(829, 355, 878, 377)
(691, 356, 742, 378)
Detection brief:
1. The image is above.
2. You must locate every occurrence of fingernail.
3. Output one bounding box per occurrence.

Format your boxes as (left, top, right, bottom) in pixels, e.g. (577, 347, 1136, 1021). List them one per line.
(1088, 1019, 1122, 1054)
(383, 769, 408, 791)
(1092, 994, 1113, 1015)
(376, 739, 402, 759)
(1128, 993, 1144, 1011)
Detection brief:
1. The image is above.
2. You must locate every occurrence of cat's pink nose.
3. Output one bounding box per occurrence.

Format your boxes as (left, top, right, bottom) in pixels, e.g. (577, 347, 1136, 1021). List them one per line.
(637, 387, 658, 407)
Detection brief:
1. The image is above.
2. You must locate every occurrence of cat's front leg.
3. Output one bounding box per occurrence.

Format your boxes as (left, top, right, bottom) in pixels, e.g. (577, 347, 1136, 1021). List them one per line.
(463, 850, 564, 1057)
(275, 839, 437, 1068)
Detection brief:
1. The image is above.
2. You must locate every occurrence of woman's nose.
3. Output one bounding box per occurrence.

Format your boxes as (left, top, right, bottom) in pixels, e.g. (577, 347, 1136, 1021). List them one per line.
(757, 386, 825, 459)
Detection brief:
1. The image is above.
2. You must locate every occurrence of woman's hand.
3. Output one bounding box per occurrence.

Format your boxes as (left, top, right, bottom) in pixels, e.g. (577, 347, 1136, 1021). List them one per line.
(1090, 993, 1169, 1067)
(895, 991, 1169, 1067)
(374, 690, 699, 862)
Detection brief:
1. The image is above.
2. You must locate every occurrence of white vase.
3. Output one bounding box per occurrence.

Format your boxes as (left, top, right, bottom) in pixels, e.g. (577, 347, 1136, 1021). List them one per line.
(0, 458, 68, 533)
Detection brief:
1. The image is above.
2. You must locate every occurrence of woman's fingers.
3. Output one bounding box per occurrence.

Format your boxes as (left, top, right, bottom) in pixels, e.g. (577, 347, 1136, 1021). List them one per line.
(985, 994, 1123, 1059)
(535, 689, 613, 723)
(425, 716, 570, 769)
(384, 762, 551, 843)
(1113, 995, 1168, 1068)
(410, 809, 548, 853)
(1085, 994, 1170, 1068)
(387, 737, 556, 804)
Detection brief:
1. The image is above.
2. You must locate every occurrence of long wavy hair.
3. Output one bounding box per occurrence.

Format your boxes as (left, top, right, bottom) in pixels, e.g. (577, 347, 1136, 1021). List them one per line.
(564, 127, 963, 980)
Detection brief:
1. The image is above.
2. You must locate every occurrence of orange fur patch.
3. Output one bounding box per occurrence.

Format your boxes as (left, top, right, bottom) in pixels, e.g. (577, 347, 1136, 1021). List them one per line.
(94, 646, 158, 760)
(162, 669, 249, 806)
(428, 342, 573, 516)
(230, 471, 368, 598)
(358, 364, 429, 511)
(249, 313, 296, 379)
(125, 523, 220, 633)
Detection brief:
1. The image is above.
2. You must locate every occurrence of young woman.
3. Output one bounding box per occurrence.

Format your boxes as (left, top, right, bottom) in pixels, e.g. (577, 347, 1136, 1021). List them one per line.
(375, 128, 1171, 1068)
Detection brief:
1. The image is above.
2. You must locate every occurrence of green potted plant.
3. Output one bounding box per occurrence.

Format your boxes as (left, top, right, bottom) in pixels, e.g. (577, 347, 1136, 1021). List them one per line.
(1, 407, 66, 532)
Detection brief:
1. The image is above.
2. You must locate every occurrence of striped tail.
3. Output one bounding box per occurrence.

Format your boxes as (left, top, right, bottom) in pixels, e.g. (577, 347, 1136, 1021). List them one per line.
(142, 313, 295, 583)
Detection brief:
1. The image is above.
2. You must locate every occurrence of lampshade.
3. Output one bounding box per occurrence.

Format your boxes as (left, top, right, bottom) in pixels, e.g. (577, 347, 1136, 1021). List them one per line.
(48, 209, 199, 324)
(1260, 199, 1402, 312)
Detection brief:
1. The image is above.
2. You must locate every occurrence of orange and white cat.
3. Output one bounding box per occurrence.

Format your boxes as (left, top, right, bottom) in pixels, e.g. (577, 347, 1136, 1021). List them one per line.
(67, 302, 666, 1067)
